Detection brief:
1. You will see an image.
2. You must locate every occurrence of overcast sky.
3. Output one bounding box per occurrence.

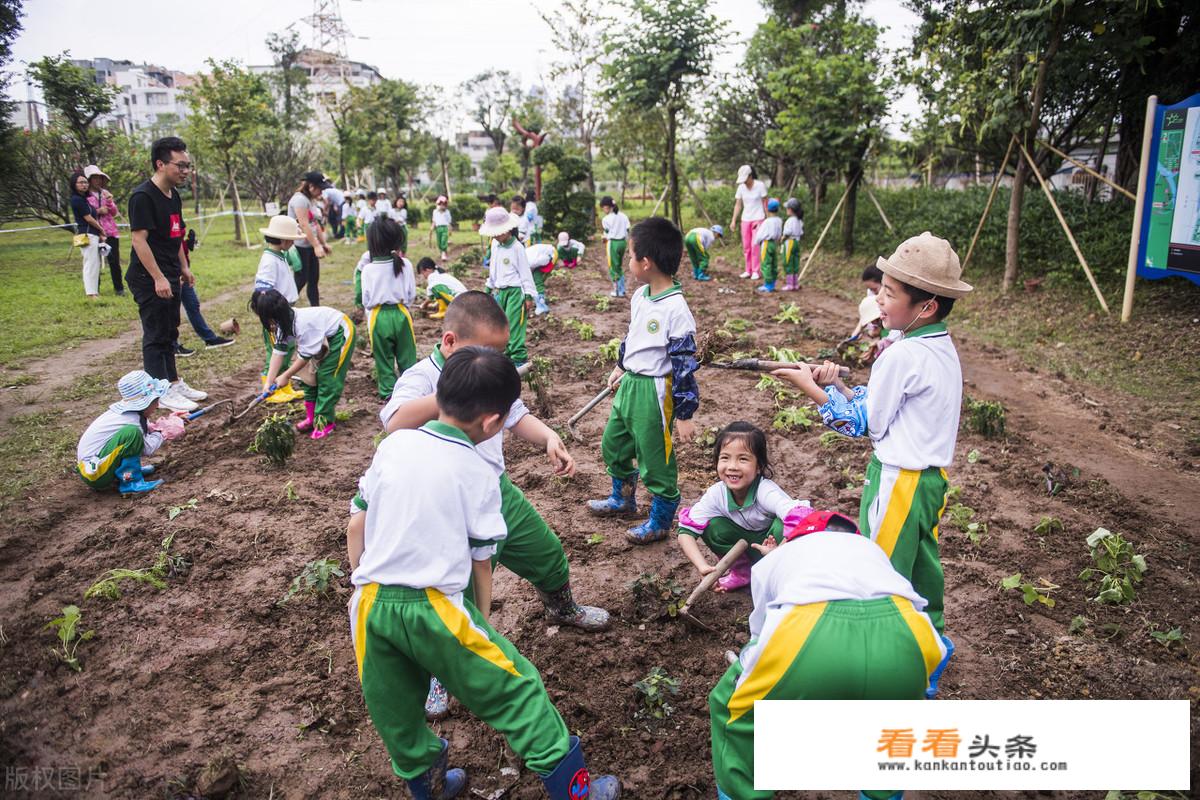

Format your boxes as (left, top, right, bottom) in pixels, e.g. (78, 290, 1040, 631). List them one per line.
(6, 0, 920, 132)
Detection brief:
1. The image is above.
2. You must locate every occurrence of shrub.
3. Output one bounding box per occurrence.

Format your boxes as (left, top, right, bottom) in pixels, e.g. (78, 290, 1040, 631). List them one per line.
(534, 143, 596, 240)
(450, 194, 485, 226)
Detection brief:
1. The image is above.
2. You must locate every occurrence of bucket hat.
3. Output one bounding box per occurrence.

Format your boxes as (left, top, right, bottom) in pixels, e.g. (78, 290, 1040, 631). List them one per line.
(479, 206, 521, 237)
(876, 232, 973, 298)
(110, 370, 170, 414)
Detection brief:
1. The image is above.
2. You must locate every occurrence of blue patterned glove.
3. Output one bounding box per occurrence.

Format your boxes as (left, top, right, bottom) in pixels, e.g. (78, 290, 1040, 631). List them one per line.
(818, 384, 868, 437)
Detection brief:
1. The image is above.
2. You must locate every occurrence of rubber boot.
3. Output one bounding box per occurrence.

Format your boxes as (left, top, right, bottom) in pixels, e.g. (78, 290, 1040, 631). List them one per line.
(925, 633, 955, 699)
(626, 495, 678, 545)
(311, 421, 336, 440)
(616, 276, 626, 297)
(116, 456, 162, 496)
(780, 274, 795, 291)
(695, 271, 711, 282)
(755, 281, 775, 293)
(715, 551, 752, 591)
(295, 401, 316, 433)
(405, 737, 466, 800)
(587, 475, 638, 517)
(425, 677, 449, 721)
(717, 789, 733, 800)
(540, 736, 619, 800)
(534, 293, 550, 315)
(609, 281, 620, 298)
(537, 582, 611, 631)
(859, 793, 903, 800)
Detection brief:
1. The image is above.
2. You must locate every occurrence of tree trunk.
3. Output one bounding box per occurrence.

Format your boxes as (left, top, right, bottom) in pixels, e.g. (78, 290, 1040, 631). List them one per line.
(1087, 112, 1115, 203)
(841, 163, 861, 255)
(666, 105, 680, 228)
(228, 167, 246, 244)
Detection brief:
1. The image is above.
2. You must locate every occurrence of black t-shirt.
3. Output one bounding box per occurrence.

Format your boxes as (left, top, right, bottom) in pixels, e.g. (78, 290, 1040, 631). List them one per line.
(70, 194, 99, 235)
(127, 179, 184, 283)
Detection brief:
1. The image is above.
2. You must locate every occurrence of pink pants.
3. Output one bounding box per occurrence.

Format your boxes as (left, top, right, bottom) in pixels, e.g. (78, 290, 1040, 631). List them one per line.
(741, 219, 762, 277)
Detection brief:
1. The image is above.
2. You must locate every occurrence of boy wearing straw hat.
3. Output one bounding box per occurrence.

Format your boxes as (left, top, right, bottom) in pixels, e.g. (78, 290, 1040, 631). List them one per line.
(772, 232, 971, 691)
(253, 215, 308, 404)
(76, 370, 182, 495)
(479, 206, 536, 365)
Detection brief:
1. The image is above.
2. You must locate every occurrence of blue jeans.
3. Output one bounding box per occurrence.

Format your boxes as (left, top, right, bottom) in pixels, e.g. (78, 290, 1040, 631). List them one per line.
(179, 283, 218, 344)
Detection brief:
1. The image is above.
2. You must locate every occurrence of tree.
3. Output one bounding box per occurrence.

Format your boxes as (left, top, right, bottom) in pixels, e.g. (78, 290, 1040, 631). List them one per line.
(28, 54, 117, 160)
(462, 70, 521, 156)
(598, 104, 663, 206)
(0, 0, 24, 179)
(236, 128, 321, 208)
(603, 0, 725, 227)
(424, 97, 462, 198)
(182, 59, 273, 242)
(265, 30, 311, 128)
(534, 143, 596, 239)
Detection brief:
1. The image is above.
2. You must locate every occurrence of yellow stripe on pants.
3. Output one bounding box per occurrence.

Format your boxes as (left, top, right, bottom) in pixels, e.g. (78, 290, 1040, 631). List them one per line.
(354, 583, 380, 681)
(336, 315, 356, 371)
(662, 375, 674, 462)
(77, 445, 125, 481)
(367, 306, 380, 348)
(874, 468, 920, 557)
(425, 588, 522, 677)
(726, 601, 827, 723)
(891, 596, 943, 679)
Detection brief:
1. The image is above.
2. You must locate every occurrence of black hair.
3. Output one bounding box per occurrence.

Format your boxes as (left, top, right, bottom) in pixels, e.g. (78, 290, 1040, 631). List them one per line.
(525, 191, 535, 203)
(252, 289, 295, 340)
(744, 166, 757, 181)
(368, 217, 407, 275)
(443, 290, 509, 341)
(69, 170, 88, 195)
(894, 281, 956, 321)
(712, 421, 773, 479)
(861, 264, 884, 283)
(510, 194, 526, 210)
(367, 191, 377, 201)
(484, 193, 499, 206)
(416, 256, 438, 272)
(264, 235, 283, 246)
(436, 346, 521, 423)
(629, 216, 683, 277)
(150, 136, 187, 171)
(599, 195, 616, 211)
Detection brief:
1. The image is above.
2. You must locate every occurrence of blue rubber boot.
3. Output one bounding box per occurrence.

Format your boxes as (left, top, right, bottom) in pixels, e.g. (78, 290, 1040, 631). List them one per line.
(859, 793, 903, 800)
(116, 456, 162, 496)
(925, 633, 955, 699)
(535, 293, 550, 315)
(616, 276, 627, 297)
(717, 788, 732, 800)
(405, 737, 466, 800)
(541, 736, 619, 800)
(756, 281, 776, 293)
(587, 475, 638, 517)
(626, 495, 678, 545)
(695, 272, 712, 281)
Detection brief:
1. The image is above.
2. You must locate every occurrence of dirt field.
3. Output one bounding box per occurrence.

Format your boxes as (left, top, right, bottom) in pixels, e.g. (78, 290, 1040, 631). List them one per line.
(0, 243, 1196, 800)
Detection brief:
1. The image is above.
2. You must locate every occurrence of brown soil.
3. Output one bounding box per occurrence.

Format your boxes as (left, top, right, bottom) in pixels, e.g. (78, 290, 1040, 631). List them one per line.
(0, 247, 1196, 800)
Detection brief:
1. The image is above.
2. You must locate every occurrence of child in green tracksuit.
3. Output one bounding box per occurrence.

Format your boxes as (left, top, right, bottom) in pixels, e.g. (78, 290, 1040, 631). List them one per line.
(348, 347, 619, 800)
(752, 198, 783, 293)
(359, 217, 418, 399)
(416, 257, 467, 320)
(709, 512, 946, 800)
(431, 195, 452, 261)
(780, 198, 804, 291)
(253, 215, 308, 404)
(480, 206, 536, 365)
(683, 224, 724, 281)
(256, 290, 356, 440)
(773, 231, 972, 678)
(599, 196, 630, 296)
(588, 217, 700, 544)
(526, 242, 557, 315)
(76, 370, 177, 495)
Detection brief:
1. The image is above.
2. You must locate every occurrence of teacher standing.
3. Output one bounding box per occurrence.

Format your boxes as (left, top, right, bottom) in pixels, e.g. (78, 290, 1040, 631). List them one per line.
(288, 171, 331, 306)
(729, 165, 768, 280)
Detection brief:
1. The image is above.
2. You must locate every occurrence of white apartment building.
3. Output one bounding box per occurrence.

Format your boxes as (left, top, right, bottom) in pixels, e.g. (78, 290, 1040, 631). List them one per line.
(455, 130, 496, 180)
(249, 48, 382, 134)
(71, 58, 191, 135)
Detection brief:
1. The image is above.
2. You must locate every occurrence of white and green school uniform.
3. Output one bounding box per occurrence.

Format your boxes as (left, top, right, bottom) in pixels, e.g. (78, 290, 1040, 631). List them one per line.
(273, 306, 356, 428)
(557, 239, 585, 267)
(602, 283, 699, 502)
(683, 227, 718, 279)
(378, 346, 571, 596)
(255, 247, 301, 373)
(753, 215, 783, 283)
(602, 210, 630, 281)
(486, 238, 537, 364)
(526, 242, 557, 295)
(782, 215, 804, 276)
(816, 321, 961, 632)
(525, 200, 541, 242)
(349, 421, 571, 781)
(709, 532, 946, 800)
(679, 478, 811, 561)
(431, 206, 452, 252)
(360, 256, 418, 399)
(76, 409, 164, 489)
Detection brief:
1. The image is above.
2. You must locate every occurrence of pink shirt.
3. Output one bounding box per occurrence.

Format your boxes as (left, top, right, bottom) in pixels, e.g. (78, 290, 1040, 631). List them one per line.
(88, 190, 120, 238)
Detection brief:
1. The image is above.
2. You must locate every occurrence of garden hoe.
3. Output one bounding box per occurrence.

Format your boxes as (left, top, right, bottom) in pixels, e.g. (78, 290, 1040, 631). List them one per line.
(184, 399, 234, 423)
(678, 539, 750, 633)
(566, 386, 613, 442)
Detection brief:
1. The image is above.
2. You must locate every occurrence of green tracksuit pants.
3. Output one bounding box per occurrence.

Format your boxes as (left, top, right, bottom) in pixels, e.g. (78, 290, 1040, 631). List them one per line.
(709, 596, 942, 800)
(367, 304, 417, 399)
(682, 517, 783, 563)
(759, 239, 779, 283)
(606, 239, 626, 281)
(601, 372, 679, 502)
(302, 322, 356, 428)
(435, 225, 450, 252)
(782, 238, 801, 276)
(351, 584, 571, 780)
(77, 424, 144, 489)
(860, 454, 949, 632)
(262, 327, 295, 375)
(532, 268, 549, 295)
(684, 232, 710, 278)
(398, 223, 408, 253)
(493, 286, 529, 364)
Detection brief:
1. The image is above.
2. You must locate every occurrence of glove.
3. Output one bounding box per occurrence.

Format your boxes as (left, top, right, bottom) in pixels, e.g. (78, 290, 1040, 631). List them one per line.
(150, 414, 186, 440)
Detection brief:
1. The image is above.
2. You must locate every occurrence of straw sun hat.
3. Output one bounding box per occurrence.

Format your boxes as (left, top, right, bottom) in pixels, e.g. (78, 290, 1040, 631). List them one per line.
(259, 215, 306, 240)
(478, 206, 521, 237)
(876, 232, 973, 299)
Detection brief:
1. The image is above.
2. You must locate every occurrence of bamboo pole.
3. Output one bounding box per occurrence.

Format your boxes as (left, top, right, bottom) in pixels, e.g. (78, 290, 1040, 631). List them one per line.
(1036, 138, 1135, 201)
(1018, 140, 1109, 313)
(798, 176, 855, 281)
(864, 185, 893, 231)
(1122, 95, 1158, 323)
(679, 167, 716, 228)
(962, 137, 1015, 273)
(648, 185, 668, 217)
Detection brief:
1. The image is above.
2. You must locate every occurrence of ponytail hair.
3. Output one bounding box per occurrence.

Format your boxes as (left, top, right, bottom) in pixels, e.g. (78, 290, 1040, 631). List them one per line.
(600, 195, 617, 213)
(368, 217, 407, 276)
(253, 289, 295, 342)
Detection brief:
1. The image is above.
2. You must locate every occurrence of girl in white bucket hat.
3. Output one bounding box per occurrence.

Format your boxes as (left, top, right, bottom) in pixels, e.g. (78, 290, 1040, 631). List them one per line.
(480, 206, 536, 364)
(76, 370, 179, 495)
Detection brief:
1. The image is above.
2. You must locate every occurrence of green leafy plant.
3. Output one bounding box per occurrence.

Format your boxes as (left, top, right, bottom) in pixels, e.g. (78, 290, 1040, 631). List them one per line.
(598, 338, 621, 362)
(945, 502, 975, 529)
(962, 396, 1006, 438)
(1034, 516, 1064, 536)
(586, 533, 605, 546)
(249, 413, 296, 466)
(334, 408, 353, 423)
(283, 480, 299, 501)
(966, 448, 981, 464)
(1148, 626, 1183, 649)
(1000, 573, 1058, 607)
(1068, 615, 1089, 634)
(819, 430, 853, 449)
(45, 605, 95, 671)
(773, 303, 803, 324)
(633, 667, 679, 720)
(964, 520, 987, 545)
(1079, 528, 1146, 604)
(772, 405, 817, 432)
(281, 558, 345, 604)
(630, 572, 686, 619)
(754, 374, 780, 392)
(576, 322, 595, 341)
(765, 345, 805, 363)
(694, 425, 719, 449)
(594, 294, 611, 312)
(167, 497, 199, 521)
(523, 356, 554, 416)
(722, 317, 751, 334)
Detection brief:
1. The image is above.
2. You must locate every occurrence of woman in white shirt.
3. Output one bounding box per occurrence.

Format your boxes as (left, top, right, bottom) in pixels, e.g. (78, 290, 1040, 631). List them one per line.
(729, 164, 769, 280)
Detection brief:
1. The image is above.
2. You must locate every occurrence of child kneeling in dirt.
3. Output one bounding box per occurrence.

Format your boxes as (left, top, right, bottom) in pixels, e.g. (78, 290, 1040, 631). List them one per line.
(348, 347, 620, 800)
(253, 215, 308, 404)
(417, 257, 467, 320)
(254, 289, 356, 440)
(588, 217, 699, 544)
(77, 370, 184, 495)
(709, 511, 946, 800)
(773, 231, 971, 677)
(677, 422, 811, 591)
(556, 231, 584, 269)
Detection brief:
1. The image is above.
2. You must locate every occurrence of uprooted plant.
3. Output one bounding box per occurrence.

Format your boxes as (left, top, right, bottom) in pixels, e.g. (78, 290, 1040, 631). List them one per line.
(630, 572, 686, 620)
(523, 356, 554, 417)
(1079, 528, 1146, 605)
(963, 397, 1006, 438)
(45, 605, 95, 671)
(84, 533, 190, 601)
(1000, 573, 1058, 608)
(249, 413, 296, 466)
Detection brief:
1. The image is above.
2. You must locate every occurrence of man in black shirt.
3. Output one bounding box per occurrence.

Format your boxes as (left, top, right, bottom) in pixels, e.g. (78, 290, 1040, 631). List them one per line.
(126, 136, 208, 412)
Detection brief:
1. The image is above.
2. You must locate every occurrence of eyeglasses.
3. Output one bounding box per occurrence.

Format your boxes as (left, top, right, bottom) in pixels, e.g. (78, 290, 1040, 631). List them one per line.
(168, 160, 192, 170)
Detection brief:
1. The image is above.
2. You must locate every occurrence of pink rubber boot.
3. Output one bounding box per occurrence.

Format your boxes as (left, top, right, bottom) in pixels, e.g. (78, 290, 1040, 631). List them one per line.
(311, 421, 336, 440)
(295, 401, 316, 433)
(716, 551, 753, 592)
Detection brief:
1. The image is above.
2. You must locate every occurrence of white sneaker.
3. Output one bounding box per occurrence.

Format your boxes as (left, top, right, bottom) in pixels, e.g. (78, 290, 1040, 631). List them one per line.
(174, 380, 207, 401)
(160, 386, 198, 412)
(739, 271, 751, 279)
